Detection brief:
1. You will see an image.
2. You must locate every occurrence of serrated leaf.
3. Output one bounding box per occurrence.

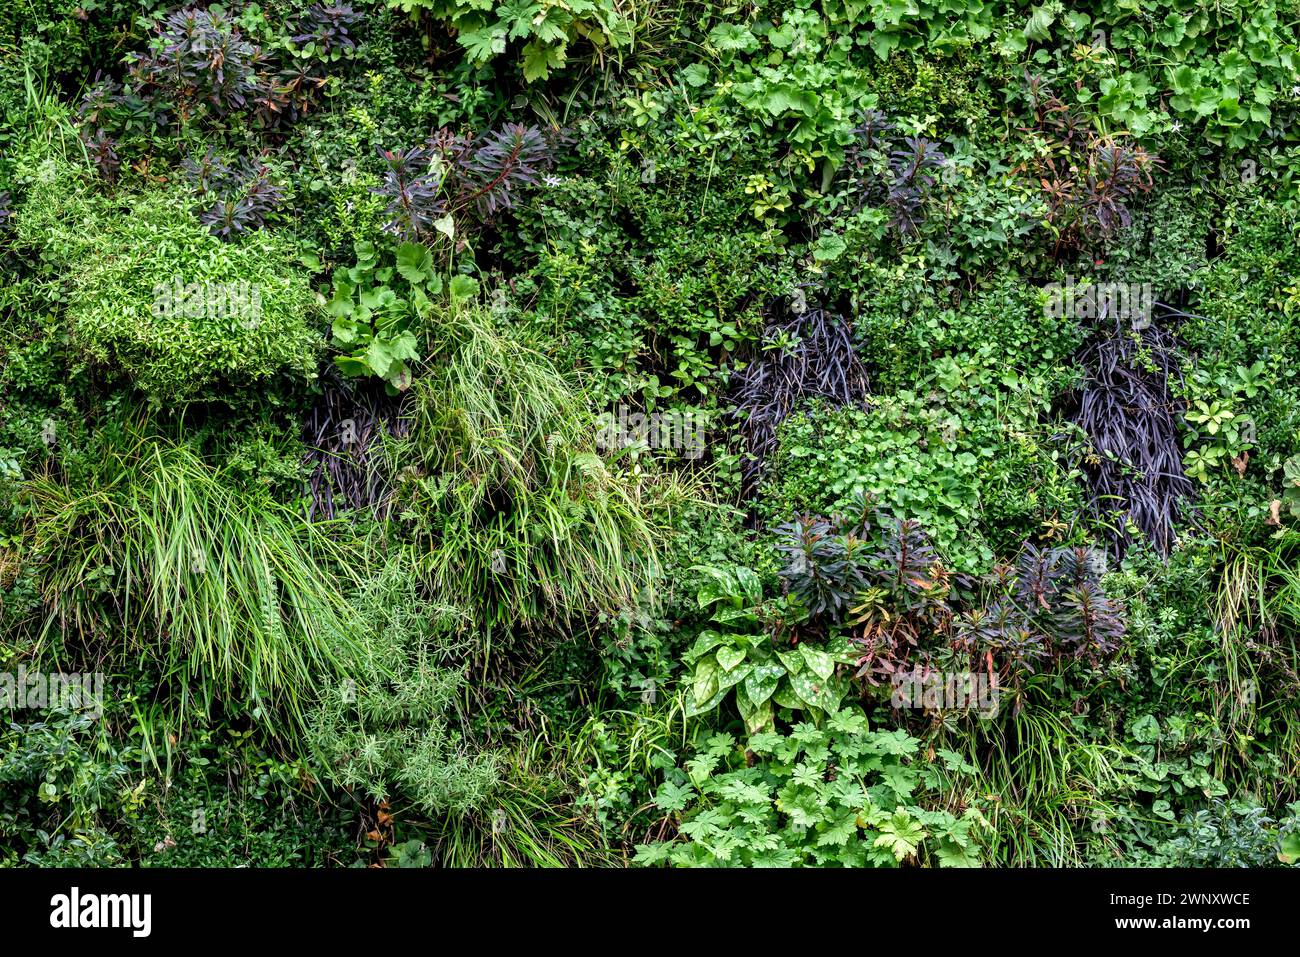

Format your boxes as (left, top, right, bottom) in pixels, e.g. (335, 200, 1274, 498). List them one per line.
(521, 38, 566, 82)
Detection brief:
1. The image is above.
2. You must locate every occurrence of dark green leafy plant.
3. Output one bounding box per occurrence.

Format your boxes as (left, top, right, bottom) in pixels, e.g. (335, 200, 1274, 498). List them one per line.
(375, 123, 555, 242)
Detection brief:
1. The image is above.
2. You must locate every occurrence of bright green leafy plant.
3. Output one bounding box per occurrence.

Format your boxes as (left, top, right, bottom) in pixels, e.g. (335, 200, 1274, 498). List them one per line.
(635, 709, 989, 867)
(682, 566, 856, 733)
(325, 240, 442, 392)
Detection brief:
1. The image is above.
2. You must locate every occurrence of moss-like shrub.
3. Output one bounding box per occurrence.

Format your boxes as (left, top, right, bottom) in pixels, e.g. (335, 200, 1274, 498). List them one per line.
(16, 157, 319, 400)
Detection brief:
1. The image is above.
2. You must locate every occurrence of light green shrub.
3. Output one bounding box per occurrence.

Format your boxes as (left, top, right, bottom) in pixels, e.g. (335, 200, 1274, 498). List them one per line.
(15, 157, 319, 400)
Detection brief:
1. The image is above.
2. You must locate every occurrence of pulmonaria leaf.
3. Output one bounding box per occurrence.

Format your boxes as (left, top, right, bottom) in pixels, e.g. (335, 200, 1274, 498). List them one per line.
(788, 669, 842, 713)
(692, 655, 720, 706)
(771, 683, 806, 711)
(744, 664, 785, 706)
(736, 686, 774, 735)
(685, 629, 730, 662)
(798, 644, 836, 681)
(776, 647, 805, 675)
(716, 644, 747, 672)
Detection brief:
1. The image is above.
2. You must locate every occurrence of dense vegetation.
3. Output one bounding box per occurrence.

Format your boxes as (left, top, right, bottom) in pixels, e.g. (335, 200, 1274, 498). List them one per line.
(2, 0, 1299, 869)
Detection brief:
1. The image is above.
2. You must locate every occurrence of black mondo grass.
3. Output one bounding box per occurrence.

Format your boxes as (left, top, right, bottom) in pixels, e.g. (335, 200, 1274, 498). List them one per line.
(728, 296, 870, 497)
(303, 367, 409, 521)
(1065, 305, 1197, 557)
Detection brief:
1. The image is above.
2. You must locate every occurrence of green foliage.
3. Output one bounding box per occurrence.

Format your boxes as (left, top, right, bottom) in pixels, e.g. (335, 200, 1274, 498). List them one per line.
(6, 0, 1300, 872)
(682, 565, 856, 733)
(1282, 456, 1300, 520)
(14, 156, 319, 401)
(635, 709, 989, 867)
(0, 698, 350, 867)
(325, 240, 442, 391)
(305, 557, 500, 815)
(19, 427, 366, 730)
(388, 0, 630, 81)
(392, 305, 659, 632)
